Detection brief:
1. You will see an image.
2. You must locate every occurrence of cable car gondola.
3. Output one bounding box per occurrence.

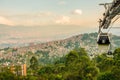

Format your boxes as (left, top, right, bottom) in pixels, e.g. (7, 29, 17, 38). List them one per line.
(97, 33, 110, 45)
(107, 51, 113, 55)
(97, 0, 120, 55)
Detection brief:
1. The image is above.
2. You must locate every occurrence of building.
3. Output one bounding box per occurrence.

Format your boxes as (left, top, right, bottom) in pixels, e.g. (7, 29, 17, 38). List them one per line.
(10, 64, 27, 76)
(21, 64, 27, 76)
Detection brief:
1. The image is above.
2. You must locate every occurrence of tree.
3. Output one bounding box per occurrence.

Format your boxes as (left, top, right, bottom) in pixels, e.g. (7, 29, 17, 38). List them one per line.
(65, 50, 79, 66)
(30, 56, 38, 70)
(97, 72, 114, 80)
(113, 48, 120, 60)
(38, 66, 53, 75)
(112, 67, 120, 80)
(97, 58, 114, 72)
(0, 67, 16, 80)
(84, 66, 99, 80)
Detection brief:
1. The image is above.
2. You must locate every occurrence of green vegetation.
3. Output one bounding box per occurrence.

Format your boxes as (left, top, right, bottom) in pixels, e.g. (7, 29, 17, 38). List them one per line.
(36, 48, 99, 80)
(30, 56, 38, 70)
(0, 48, 120, 80)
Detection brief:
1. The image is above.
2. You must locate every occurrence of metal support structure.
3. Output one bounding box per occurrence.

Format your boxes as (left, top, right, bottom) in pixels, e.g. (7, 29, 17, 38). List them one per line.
(99, 0, 120, 30)
(97, 0, 120, 54)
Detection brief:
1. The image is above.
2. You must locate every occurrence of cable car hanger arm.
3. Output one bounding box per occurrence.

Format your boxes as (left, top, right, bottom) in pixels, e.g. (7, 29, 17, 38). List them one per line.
(99, 0, 120, 29)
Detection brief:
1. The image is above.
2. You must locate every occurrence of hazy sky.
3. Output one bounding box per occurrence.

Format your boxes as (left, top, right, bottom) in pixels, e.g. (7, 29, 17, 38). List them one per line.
(0, 0, 119, 44)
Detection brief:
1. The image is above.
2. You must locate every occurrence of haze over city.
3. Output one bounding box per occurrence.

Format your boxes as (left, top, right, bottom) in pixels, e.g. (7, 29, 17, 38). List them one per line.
(0, 0, 119, 44)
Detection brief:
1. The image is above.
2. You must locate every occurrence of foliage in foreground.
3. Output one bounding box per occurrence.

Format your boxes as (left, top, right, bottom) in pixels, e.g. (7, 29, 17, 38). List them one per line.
(0, 48, 120, 80)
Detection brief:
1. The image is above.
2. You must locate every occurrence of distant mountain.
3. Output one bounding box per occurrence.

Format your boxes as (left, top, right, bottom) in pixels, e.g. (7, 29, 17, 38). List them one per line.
(0, 33, 120, 65)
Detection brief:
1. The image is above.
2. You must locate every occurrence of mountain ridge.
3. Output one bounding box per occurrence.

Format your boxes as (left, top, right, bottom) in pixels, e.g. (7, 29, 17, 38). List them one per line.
(0, 32, 120, 65)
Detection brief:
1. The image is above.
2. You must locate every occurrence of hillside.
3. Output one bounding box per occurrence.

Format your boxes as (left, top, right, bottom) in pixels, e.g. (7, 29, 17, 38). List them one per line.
(0, 33, 120, 65)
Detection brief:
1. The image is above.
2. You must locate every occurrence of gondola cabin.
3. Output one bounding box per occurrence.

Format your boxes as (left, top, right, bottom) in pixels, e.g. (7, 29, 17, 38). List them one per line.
(107, 51, 113, 55)
(97, 33, 110, 45)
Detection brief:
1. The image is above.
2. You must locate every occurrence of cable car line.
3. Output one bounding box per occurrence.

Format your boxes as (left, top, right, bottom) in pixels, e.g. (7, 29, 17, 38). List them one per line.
(107, 15, 120, 33)
(97, 0, 120, 55)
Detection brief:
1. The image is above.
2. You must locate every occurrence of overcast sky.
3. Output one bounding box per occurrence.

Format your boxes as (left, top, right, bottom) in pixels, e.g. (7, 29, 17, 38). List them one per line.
(0, 0, 119, 44)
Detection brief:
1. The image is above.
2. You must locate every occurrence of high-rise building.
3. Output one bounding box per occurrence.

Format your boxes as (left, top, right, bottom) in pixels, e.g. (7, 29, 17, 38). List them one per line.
(21, 64, 27, 76)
